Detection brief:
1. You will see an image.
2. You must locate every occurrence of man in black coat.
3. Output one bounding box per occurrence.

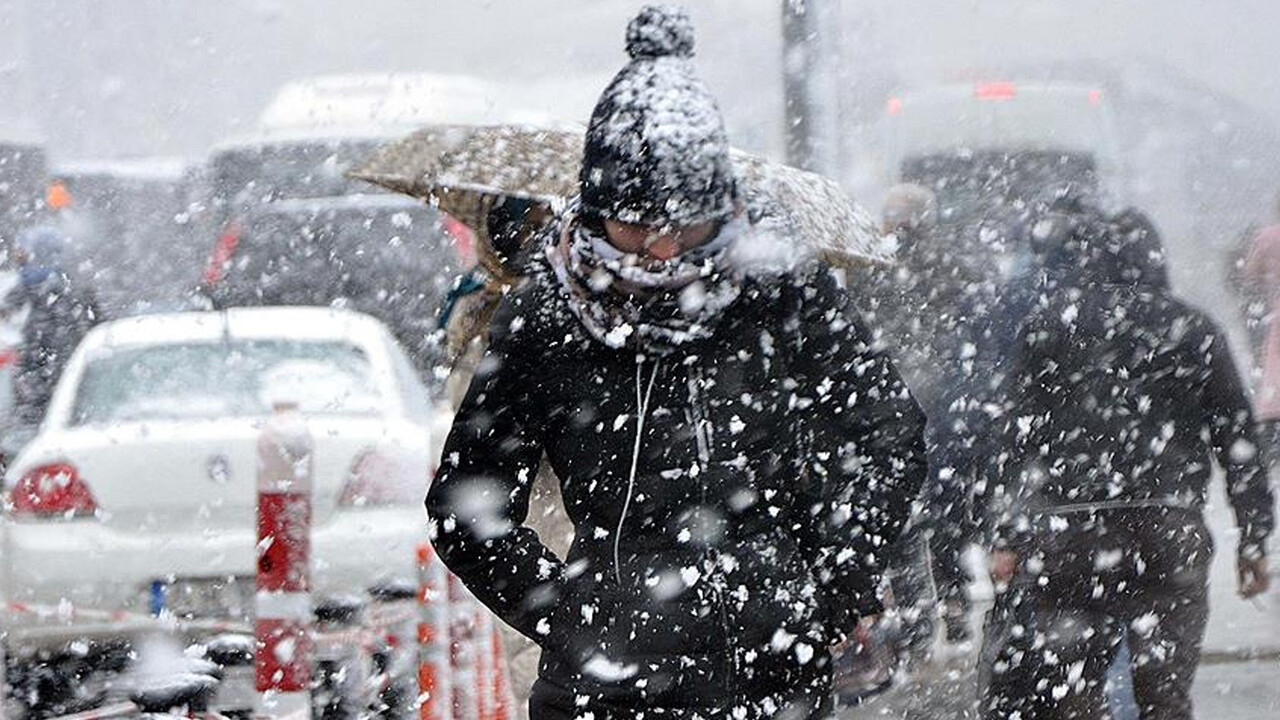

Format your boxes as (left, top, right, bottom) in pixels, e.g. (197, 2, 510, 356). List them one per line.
(980, 207, 1274, 720)
(426, 7, 927, 720)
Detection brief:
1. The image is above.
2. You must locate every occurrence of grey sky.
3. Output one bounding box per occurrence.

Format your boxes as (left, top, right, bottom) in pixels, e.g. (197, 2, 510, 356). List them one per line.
(2, 1, 1277, 163)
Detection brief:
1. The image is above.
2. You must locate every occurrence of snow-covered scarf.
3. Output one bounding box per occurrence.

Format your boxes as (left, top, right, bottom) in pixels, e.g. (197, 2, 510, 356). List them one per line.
(546, 212, 745, 353)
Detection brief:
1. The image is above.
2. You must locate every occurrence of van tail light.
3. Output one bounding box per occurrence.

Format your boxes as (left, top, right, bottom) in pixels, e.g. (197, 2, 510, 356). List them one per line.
(8, 463, 98, 519)
(339, 450, 420, 508)
(975, 81, 1017, 100)
(202, 223, 243, 286)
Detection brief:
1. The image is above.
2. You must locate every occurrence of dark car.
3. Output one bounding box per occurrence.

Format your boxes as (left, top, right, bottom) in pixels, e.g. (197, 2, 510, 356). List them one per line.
(52, 159, 205, 314)
(204, 193, 459, 380)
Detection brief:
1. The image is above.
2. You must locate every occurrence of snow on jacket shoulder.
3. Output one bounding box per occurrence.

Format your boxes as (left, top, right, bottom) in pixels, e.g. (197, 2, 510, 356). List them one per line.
(425, 256, 927, 710)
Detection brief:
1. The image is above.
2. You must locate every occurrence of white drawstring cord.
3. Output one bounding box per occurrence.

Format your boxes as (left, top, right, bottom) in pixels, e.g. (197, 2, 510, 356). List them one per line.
(614, 358, 660, 585)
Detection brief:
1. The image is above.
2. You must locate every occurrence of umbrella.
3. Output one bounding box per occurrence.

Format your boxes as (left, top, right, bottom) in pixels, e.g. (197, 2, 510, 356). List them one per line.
(350, 123, 892, 268)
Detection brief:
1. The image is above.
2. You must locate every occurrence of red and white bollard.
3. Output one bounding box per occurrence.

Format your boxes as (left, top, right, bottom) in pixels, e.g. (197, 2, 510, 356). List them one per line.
(255, 401, 314, 717)
(417, 543, 452, 720)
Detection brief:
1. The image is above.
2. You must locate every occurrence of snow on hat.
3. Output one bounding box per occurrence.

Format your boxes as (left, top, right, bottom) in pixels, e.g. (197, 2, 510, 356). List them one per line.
(578, 5, 736, 228)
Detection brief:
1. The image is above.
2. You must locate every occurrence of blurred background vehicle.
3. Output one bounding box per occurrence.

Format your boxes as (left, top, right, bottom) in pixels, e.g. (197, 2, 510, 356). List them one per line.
(50, 158, 206, 315)
(2, 307, 438, 659)
(194, 72, 569, 383)
(203, 193, 459, 378)
(876, 81, 1124, 274)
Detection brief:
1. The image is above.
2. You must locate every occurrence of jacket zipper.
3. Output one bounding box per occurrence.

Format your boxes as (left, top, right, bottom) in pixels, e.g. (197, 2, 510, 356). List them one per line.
(687, 364, 742, 696)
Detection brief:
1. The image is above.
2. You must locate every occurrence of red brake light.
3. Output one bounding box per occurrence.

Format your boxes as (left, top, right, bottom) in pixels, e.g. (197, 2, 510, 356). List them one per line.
(203, 223, 243, 286)
(975, 81, 1017, 100)
(8, 463, 98, 519)
(886, 97, 903, 115)
(339, 450, 419, 508)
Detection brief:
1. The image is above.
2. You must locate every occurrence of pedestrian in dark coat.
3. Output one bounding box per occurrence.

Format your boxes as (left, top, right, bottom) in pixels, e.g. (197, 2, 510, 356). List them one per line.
(1, 226, 103, 427)
(863, 183, 986, 648)
(980, 207, 1274, 720)
(426, 7, 927, 719)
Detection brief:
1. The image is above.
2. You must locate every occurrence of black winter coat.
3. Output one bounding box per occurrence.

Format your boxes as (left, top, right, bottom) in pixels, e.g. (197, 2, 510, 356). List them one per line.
(426, 261, 927, 718)
(991, 276, 1274, 558)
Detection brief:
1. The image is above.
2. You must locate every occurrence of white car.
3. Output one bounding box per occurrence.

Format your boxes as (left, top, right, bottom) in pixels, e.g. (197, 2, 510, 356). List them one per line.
(2, 307, 439, 646)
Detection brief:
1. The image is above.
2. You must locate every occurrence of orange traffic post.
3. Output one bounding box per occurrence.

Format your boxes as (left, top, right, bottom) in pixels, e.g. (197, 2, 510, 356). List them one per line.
(473, 608, 492, 720)
(448, 574, 478, 720)
(490, 623, 513, 720)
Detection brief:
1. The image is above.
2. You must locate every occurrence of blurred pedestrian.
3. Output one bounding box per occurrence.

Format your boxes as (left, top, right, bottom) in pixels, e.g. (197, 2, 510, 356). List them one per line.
(1243, 192, 1280, 460)
(980, 207, 1274, 720)
(426, 6, 927, 719)
(864, 183, 983, 649)
(0, 225, 103, 428)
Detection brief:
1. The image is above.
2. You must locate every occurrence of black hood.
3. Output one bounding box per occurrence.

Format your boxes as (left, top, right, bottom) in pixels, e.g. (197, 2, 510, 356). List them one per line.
(1045, 207, 1169, 290)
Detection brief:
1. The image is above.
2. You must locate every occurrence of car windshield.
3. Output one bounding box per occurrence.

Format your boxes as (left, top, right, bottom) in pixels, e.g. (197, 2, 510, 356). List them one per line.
(70, 339, 382, 425)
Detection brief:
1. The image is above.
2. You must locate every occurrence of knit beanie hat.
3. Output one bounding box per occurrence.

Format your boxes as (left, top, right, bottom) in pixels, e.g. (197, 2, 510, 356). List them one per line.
(578, 5, 736, 228)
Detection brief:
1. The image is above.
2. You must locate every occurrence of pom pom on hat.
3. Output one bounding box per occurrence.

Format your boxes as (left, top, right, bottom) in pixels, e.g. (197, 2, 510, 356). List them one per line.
(625, 5, 696, 59)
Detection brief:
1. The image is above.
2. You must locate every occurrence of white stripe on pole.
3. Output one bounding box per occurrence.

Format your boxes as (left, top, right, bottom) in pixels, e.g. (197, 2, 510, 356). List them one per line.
(255, 591, 313, 621)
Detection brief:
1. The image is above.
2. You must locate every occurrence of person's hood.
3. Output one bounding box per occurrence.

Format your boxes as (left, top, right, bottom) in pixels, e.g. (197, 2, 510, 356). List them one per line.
(1044, 207, 1168, 291)
(1108, 208, 1169, 289)
(15, 225, 69, 286)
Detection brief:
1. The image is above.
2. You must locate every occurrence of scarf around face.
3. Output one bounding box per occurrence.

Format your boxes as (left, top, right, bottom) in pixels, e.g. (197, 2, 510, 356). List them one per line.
(546, 212, 745, 353)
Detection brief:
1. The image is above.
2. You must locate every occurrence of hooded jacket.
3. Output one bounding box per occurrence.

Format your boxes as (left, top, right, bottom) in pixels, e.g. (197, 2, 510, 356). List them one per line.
(989, 212, 1274, 557)
(426, 250, 927, 716)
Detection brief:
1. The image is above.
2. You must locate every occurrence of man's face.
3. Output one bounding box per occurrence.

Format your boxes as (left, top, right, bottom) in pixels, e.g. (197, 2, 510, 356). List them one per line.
(603, 219, 718, 262)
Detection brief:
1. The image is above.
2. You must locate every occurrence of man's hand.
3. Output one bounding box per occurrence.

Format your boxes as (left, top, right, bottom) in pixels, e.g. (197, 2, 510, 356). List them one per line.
(1238, 553, 1270, 599)
(990, 550, 1019, 589)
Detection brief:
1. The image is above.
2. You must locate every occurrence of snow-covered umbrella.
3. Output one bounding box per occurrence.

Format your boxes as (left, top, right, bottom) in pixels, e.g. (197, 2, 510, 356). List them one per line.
(349, 123, 892, 269)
